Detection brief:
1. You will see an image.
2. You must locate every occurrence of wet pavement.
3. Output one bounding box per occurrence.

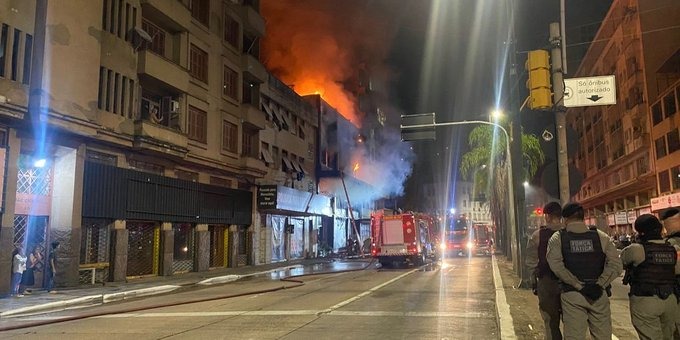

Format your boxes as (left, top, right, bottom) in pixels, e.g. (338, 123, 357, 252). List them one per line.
(0, 258, 372, 320)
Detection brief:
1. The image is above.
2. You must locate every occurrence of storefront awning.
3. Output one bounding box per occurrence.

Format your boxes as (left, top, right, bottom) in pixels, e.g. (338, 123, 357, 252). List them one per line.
(261, 101, 274, 120)
(290, 159, 304, 173)
(261, 148, 274, 164)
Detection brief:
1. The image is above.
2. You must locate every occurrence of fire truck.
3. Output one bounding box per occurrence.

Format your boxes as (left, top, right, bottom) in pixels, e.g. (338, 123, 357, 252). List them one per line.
(470, 223, 494, 256)
(442, 214, 472, 256)
(370, 209, 435, 266)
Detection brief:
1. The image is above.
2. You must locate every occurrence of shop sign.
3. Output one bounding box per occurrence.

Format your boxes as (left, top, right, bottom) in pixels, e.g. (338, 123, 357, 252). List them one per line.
(651, 192, 680, 211)
(257, 185, 278, 209)
(637, 207, 652, 215)
(615, 211, 628, 225)
(627, 210, 636, 224)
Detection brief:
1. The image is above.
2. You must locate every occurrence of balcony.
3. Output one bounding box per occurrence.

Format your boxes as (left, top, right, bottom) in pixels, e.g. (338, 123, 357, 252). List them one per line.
(138, 51, 189, 92)
(242, 54, 267, 83)
(240, 155, 268, 175)
(239, 5, 265, 37)
(241, 103, 266, 130)
(133, 120, 188, 158)
(140, 0, 191, 31)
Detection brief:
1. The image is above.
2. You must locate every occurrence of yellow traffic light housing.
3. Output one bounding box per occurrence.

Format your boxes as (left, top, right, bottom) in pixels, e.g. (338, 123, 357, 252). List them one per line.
(525, 50, 552, 110)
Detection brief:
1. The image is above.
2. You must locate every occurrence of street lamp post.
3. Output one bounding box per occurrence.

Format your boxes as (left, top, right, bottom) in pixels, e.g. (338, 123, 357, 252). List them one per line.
(401, 119, 520, 268)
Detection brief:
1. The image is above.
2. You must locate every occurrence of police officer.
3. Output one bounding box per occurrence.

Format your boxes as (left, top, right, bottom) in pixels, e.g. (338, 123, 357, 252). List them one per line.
(621, 214, 679, 340)
(526, 201, 564, 340)
(546, 202, 622, 340)
(661, 208, 680, 339)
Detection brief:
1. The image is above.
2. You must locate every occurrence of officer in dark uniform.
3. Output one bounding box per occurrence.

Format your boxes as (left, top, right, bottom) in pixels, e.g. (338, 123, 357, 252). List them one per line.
(546, 202, 622, 340)
(526, 201, 564, 340)
(661, 208, 680, 339)
(622, 214, 679, 340)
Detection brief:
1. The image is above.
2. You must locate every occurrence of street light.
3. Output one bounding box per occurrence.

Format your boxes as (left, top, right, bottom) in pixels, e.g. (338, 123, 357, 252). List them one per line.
(523, 181, 529, 187)
(400, 117, 519, 264)
(491, 109, 505, 121)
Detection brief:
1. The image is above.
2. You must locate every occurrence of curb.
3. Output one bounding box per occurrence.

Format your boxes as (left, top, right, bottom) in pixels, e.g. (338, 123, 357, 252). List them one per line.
(0, 295, 103, 318)
(491, 255, 517, 340)
(0, 264, 307, 318)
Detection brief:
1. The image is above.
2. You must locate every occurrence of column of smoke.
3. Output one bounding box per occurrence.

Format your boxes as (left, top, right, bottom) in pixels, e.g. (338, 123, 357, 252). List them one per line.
(262, 0, 415, 204)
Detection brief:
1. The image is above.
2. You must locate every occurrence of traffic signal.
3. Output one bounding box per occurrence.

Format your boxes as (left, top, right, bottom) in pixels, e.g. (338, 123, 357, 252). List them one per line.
(534, 208, 543, 216)
(525, 50, 552, 110)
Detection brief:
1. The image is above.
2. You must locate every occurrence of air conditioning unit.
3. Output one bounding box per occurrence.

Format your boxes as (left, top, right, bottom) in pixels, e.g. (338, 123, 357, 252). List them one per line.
(161, 97, 180, 114)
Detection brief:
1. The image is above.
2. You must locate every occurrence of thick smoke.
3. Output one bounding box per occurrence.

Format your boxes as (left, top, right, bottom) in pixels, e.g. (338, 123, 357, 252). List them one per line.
(262, 0, 414, 205)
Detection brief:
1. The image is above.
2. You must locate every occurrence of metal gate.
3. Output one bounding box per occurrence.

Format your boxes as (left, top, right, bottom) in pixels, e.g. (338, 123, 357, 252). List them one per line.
(13, 215, 48, 288)
(126, 222, 159, 277)
(79, 219, 111, 284)
(237, 228, 250, 266)
(172, 224, 195, 273)
(209, 225, 228, 268)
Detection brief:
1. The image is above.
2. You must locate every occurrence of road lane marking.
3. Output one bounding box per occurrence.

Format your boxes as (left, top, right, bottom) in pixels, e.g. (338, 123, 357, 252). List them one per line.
(491, 255, 517, 340)
(94, 310, 494, 318)
(319, 268, 419, 314)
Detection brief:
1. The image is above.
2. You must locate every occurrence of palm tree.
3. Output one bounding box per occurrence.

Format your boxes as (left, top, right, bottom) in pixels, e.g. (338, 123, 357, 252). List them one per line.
(460, 125, 545, 253)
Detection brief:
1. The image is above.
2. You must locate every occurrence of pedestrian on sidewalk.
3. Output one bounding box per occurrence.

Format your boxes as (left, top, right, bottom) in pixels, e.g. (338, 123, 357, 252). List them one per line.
(621, 214, 679, 340)
(11, 246, 27, 297)
(19, 245, 43, 295)
(661, 208, 680, 340)
(526, 201, 564, 340)
(546, 202, 622, 340)
(45, 241, 60, 293)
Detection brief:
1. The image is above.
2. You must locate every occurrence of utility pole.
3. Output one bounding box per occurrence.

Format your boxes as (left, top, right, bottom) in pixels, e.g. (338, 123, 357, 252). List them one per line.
(550, 22, 570, 205)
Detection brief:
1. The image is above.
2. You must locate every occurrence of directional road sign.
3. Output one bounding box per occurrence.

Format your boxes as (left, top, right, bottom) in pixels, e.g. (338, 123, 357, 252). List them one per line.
(563, 75, 616, 108)
(400, 113, 436, 141)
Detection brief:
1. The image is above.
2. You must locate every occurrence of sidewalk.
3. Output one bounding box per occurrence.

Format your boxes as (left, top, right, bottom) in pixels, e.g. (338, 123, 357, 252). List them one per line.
(0, 258, 350, 318)
(494, 255, 639, 340)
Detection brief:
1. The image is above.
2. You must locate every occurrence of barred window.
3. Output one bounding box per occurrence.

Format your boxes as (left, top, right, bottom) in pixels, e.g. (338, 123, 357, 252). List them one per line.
(142, 19, 166, 56)
(190, 0, 209, 27)
(223, 13, 239, 48)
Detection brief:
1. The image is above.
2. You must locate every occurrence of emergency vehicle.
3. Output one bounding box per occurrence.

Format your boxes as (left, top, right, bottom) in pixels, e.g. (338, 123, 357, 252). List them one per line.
(370, 209, 435, 266)
(470, 223, 494, 255)
(442, 214, 472, 256)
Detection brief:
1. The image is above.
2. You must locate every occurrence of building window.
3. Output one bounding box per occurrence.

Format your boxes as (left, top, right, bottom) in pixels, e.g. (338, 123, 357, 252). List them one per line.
(0, 24, 7, 77)
(668, 129, 680, 154)
(190, 0, 209, 27)
(11, 28, 20, 81)
(652, 102, 663, 125)
(223, 12, 239, 48)
(222, 120, 238, 153)
(188, 106, 207, 143)
(659, 169, 671, 194)
(189, 44, 208, 83)
(128, 159, 164, 175)
(672, 166, 680, 191)
(242, 127, 258, 158)
(102, 0, 136, 40)
(22, 34, 32, 84)
(223, 65, 238, 99)
(664, 92, 677, 118)
(655, 137, 667, 159)
(142, 19, 166, 56)
(176, 169, 199, 182)
(97, 67, 135, 118)
(87, 150, 118, 166)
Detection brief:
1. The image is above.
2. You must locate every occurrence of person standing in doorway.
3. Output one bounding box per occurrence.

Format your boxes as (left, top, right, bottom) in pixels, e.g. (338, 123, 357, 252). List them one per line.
(46, 241, 60, 293)
(661, 208, 680, 339)
(526, 201, 564, 340)
(11, 247, 27, 297)
(621, 214, 679, 340)
(546, 202, 622, 340)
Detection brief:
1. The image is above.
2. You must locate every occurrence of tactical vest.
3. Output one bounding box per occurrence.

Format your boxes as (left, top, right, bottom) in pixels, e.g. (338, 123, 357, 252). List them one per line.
(537, 227, 558, 278)
(629, 242, 677, 297)
(560, 230, 605, 283)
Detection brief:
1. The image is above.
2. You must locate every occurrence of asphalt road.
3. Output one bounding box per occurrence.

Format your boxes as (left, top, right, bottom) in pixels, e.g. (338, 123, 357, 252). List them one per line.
(0, 256, 498, 340)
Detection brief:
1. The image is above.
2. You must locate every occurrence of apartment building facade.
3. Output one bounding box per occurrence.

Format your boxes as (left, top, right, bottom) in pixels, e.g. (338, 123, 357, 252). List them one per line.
(0, 0, 333, 294)
(568, 0, 680, 234)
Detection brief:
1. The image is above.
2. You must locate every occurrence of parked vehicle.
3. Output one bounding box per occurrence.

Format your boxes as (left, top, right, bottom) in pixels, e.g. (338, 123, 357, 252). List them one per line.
(370, 209, 436, 266)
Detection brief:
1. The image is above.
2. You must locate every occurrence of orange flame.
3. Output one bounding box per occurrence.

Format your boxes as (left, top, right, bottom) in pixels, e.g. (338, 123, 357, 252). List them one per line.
(353, 162, 360, 172)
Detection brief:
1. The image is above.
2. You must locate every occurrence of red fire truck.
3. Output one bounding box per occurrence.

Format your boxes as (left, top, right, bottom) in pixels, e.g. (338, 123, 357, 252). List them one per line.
(441, 214, 472, 256)
(470, 223, 494, 256)
(370, 210, 435, 266)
